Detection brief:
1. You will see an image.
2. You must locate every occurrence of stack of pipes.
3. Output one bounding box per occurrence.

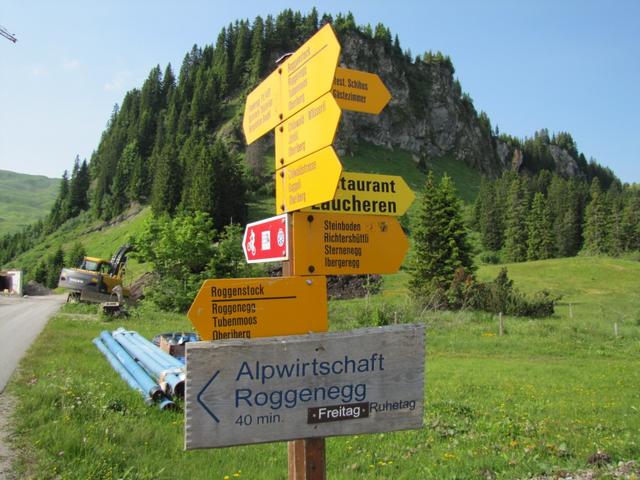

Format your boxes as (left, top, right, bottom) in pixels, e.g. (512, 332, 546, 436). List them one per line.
(93, 328, 186, 410)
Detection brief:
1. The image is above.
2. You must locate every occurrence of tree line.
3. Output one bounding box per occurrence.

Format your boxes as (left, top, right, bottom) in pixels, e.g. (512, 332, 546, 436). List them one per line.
(473, 170, 640, 262)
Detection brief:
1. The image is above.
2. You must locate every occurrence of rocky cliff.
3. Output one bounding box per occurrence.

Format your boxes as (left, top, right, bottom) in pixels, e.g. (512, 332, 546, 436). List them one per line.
(335, 30, 502, 176)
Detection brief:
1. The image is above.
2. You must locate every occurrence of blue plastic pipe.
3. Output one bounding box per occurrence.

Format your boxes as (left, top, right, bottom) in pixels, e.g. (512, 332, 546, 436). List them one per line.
(93, 338, 151, 403)
(112, 329, 185, 398)
(125, 330, 185, 368)
(94, 338, 176, 410)
(98, 331, 163, 400)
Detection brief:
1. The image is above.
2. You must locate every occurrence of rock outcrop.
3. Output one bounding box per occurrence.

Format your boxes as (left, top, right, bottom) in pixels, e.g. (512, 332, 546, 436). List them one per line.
(334, 31, 501, 176)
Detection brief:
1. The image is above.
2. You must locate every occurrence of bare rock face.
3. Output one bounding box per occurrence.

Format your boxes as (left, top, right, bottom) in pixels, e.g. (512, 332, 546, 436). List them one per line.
(549, 145, 586, 179)
(334, 31, 501, 176)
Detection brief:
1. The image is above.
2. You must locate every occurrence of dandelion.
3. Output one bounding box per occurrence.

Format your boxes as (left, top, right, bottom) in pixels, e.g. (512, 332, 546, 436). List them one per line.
(482, 332, 496, 337)
(443, 452, 456, 460)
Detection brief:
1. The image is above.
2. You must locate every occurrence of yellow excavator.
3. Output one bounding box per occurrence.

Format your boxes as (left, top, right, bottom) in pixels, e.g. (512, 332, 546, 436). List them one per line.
(58, 244, 132, 304)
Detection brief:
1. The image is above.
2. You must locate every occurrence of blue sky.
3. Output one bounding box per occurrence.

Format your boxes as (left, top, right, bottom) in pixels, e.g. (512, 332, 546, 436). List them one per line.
(1, 0, 638, 183)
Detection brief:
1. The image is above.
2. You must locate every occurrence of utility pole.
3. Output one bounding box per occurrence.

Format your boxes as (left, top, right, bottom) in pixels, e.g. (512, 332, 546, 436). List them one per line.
(0, 25, 17, 43)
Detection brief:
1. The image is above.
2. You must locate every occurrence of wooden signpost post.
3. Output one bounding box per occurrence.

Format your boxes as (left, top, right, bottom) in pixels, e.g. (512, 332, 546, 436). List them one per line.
(188, 23, 420, 480)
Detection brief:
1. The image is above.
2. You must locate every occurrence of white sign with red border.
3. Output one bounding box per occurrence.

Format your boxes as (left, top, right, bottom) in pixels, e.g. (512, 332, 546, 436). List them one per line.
(242, 214, 289, 263)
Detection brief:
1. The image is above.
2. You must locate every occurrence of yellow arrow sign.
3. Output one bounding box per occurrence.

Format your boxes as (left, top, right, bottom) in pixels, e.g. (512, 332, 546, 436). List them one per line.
(187, 277, 328, 341)
(332, 67, 392, 114)
(275, 146, 342, 214)
(275, 92, 341, 169)
(280, 23, 341, 121)
(291, 212, 409, 275)
(243, 24, 341, 145)
(303, 171, 415, 216)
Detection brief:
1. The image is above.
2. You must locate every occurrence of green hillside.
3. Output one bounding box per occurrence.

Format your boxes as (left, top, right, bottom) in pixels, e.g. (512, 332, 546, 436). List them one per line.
(5, 206, 152, 283)
(8, 256, 639, 478)
(0, 169, 59, 236)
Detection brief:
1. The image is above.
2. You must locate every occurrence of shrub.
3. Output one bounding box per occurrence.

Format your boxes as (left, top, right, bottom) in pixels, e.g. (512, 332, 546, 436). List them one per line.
(413, 267, 559, 318)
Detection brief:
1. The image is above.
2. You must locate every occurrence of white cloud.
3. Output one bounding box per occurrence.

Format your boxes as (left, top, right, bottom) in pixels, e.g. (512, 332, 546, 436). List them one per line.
(31, 66, 48, 77)
(62, 58, 81, 70)
(104, 70, 132, 92)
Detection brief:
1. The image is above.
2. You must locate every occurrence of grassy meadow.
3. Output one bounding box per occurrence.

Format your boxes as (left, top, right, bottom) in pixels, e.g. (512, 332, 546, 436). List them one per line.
(6, 256, 640, 479)
(0, 169, 59, 237)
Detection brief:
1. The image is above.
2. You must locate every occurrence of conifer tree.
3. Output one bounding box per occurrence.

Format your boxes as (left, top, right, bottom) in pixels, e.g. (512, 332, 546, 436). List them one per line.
(69, 159, 90, 214)
(182, 136, 215, 215)
(34, 261, 48, 285)
(47, 170, 71, 231)
(210, 140, 248, 229)
(583, 178, 610, 254)
(151, 141, 182, 215)
(504, 177, 528, 262)
(46, 246, 65, 288)
(606, 190, 625, 255)
(248, 16, 265, 86)
(66, 241, 86, 268)
(620, 191, 640, 252)
(527, 192, 553, 260)
(161, 63, 176, 107)
(479, 181, 502, 251)
(409, 172, 474, 298)
(556, 181, 581, 257)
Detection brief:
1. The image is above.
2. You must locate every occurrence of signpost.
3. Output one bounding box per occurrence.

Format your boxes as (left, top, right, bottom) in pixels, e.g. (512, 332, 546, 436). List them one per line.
(243, 214, 289, 263)
(242, 23, 341, 144)
(191, 23, 420, 480)
(275, 146, 343, 214)
(187, 277, 327, 341)
(304, 171, 415, 216)
(290, 212, 409, 275)
(185, 324, 425, 450)
(332, 67, 392, 114)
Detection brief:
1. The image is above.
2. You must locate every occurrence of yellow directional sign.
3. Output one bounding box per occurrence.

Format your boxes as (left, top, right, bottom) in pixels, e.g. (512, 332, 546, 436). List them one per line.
(333, 67, 392, 114)
(280, 23, 341, 121)
(275, 92, 341, 169)
(242, 23, 341, 145)
(291, 212, 409, 275)
(275, 146, 342, 214)
(243, 69, 280, 145)
(303, 171, 415, 216)
(187, 277, 327, 341)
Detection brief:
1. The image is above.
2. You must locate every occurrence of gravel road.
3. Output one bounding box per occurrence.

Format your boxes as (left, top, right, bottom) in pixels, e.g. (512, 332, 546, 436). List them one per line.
(0, 294, 65, 479)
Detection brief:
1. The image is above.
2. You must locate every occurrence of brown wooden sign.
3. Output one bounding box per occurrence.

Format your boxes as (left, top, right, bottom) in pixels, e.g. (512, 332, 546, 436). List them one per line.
(185, 324, 425, 450)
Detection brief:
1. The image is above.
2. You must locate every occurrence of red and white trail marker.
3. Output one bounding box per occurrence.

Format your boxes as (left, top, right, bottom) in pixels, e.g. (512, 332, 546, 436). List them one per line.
(242, 214, 289, 263)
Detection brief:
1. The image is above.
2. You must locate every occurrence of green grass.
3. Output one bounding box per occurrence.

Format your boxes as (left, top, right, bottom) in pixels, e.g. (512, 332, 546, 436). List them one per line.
(342, 143, 481, 204)
(0, 169, 60, 236)
(7, 256, 640, 479)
